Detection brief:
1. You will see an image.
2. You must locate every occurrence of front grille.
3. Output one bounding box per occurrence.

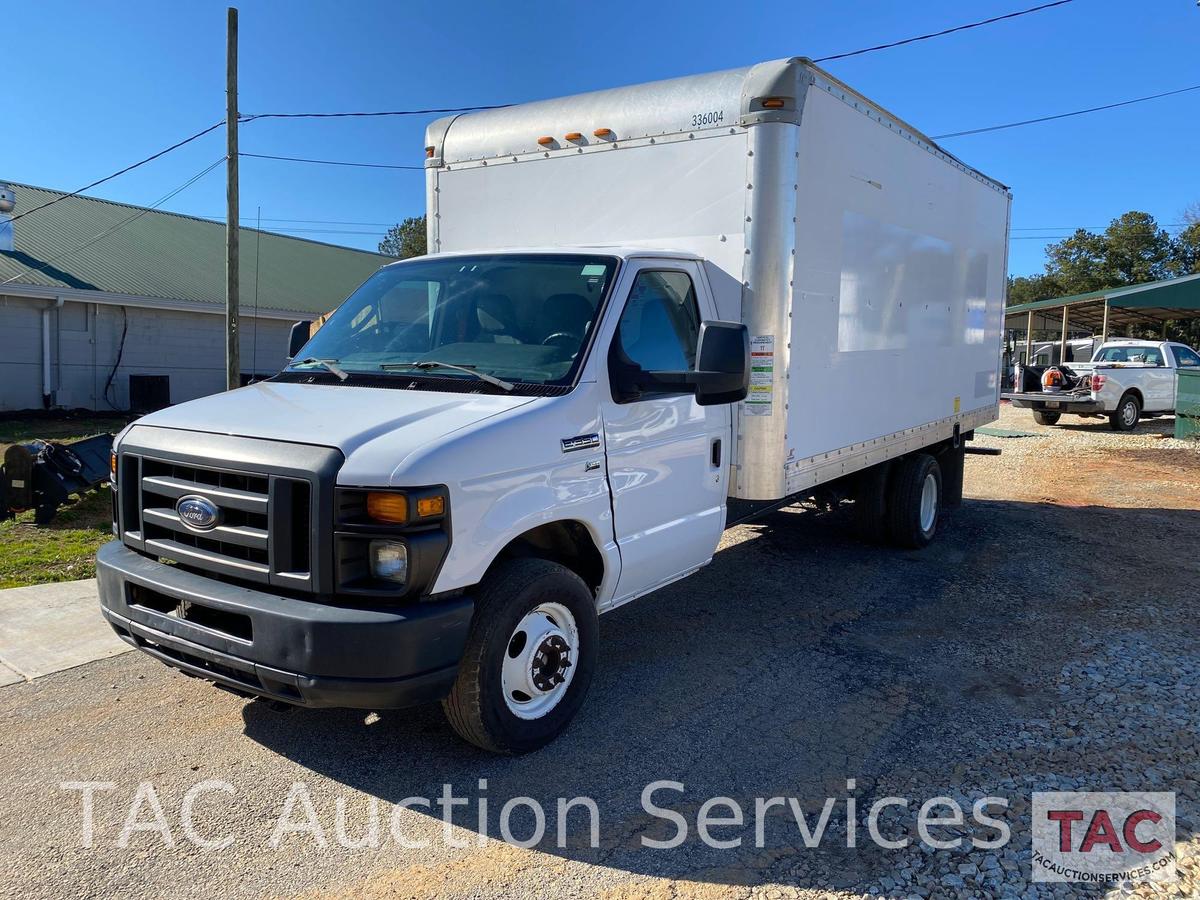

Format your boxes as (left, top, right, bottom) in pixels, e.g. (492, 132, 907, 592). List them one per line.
(128, 584, 254, 642)
(119, 453, 314, 591)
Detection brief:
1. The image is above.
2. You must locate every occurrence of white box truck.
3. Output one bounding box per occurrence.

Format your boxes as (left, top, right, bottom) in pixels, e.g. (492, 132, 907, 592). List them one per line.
(98, 58, 1010, 753)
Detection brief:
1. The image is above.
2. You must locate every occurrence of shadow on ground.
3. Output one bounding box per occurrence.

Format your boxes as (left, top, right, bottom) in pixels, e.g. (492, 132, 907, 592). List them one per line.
(241, 498, 1200, 890)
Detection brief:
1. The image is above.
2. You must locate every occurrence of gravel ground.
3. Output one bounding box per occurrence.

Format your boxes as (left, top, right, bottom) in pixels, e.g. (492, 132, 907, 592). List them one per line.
(1, 406, 1197, 900)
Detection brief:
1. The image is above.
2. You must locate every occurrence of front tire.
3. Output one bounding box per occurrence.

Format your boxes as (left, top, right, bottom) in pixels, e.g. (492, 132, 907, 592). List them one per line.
(442, 558, 598, 754)
(1033, 410, 1061, 426)
(886, 453, 942, 549)
(1109, 393, 1140, 431)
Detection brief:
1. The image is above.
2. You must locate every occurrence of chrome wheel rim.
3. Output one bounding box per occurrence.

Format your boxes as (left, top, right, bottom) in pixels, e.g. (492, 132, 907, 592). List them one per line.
(919, 472, 938, 534)
(500, 602, 578, 720)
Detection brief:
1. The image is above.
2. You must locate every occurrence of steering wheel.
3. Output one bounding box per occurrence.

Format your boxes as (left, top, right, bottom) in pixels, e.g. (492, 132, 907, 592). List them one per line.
(541, 331, 581, 350)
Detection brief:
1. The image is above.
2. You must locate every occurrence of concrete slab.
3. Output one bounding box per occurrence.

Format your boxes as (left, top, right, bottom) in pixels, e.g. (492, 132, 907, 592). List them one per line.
(0, 579, 130, 681)
(0, 662, 22, 687)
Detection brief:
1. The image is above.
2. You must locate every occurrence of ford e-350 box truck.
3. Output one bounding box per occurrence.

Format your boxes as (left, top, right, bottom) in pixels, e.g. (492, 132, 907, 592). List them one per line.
(98, 58, 1009, 753)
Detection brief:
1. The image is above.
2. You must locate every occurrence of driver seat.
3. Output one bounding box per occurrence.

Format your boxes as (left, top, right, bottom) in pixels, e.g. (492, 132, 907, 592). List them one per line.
(540, 293, 595, 344)
(474, 293, 521, 343)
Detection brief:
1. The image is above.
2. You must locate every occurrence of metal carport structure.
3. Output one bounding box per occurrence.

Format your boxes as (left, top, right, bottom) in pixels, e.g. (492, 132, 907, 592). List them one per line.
(1004, 272, 1200, 364)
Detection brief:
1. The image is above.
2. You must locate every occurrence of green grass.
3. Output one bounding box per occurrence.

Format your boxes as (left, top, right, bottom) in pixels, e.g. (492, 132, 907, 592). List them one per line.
(1, 416, 128, 589)
(0, 490, 114, 589)
(0, 415, 128, 447)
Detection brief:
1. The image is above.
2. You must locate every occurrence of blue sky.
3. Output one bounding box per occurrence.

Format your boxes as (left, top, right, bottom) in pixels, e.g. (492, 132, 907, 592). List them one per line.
(5, 0, 1197, 275)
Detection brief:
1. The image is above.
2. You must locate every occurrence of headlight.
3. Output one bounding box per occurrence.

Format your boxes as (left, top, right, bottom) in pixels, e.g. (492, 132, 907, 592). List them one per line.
(369, 540, 408, 584)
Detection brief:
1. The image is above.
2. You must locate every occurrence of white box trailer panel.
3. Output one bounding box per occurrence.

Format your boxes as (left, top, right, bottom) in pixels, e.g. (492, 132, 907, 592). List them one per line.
(426, 58, 1010, 500)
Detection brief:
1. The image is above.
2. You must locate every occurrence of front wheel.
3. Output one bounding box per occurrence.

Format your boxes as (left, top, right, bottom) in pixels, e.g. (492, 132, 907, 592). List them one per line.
(886, 453, 942, 549)
(1109, 393, 1140, 431)
(442, 559, 598, 754)
(1033, 410, 1061, 426)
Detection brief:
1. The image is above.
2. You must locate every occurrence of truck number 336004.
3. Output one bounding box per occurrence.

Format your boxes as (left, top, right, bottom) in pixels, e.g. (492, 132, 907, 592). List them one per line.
(691, 110, 724, 127)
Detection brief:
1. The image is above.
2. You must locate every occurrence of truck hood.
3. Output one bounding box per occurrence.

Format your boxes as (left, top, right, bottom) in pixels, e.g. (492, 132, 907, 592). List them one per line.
(133, 380, 537, 458)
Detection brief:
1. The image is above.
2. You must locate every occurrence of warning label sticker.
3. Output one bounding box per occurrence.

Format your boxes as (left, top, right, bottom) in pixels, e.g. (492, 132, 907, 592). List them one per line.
(745, 334, 775, 417)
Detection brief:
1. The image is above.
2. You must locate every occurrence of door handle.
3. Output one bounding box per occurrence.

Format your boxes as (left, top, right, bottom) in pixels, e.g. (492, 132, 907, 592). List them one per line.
(711, 437, 722, 468)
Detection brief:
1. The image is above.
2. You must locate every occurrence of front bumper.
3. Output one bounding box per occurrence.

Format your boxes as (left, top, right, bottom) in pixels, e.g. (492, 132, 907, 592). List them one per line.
(97, 541, 473, 708)
(1002, 392, 1103, 414)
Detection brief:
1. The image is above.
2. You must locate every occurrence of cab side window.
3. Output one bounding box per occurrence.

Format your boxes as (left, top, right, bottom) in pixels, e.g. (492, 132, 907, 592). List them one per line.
(616, 271, 701, 372)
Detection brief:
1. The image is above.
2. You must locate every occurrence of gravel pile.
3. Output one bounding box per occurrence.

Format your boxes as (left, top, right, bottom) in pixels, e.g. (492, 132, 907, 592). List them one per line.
(979, 404, 1200, 456)
(824, 629, 1200, 899)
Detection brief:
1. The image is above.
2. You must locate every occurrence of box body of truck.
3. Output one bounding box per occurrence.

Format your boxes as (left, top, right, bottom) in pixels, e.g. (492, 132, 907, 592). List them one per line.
(425, 57, 1011, 501)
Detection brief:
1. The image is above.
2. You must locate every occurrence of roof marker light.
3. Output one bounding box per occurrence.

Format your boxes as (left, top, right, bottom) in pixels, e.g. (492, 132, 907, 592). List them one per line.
(592, 128, 613, 138)
(537, 136, 555, 146)
(565, 132, 583, 141)
(761, 97, 786, 109)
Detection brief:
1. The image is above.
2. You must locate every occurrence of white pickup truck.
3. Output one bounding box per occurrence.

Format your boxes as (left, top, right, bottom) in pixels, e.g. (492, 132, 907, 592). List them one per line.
(1005, 339, 1200, 430)
(97, 59, 1010, 753)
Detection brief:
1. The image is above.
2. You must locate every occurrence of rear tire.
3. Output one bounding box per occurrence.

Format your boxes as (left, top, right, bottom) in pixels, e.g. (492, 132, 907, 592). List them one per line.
(442, 558, 597, 754)
(1109, 393, 1140, 431)
(1033, 410, 1061, 426)
(885, 453, 941, 549)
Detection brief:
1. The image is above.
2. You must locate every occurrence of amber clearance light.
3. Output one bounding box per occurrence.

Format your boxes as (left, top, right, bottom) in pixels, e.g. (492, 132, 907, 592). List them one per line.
(367, 492, 408, 524)
(417, 496, 445, 518)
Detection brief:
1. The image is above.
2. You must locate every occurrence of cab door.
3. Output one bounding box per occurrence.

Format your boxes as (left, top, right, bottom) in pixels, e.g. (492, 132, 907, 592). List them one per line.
(1141, 345, 1174, 411)
(599, 261, 731, 604)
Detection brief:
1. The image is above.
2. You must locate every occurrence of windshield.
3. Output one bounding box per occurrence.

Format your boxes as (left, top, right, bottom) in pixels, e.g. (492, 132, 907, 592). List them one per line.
(289, 254, 619, 387)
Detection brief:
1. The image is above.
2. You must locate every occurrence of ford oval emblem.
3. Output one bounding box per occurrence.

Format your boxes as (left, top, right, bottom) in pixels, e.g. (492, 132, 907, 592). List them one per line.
(176, 495, 222, 531)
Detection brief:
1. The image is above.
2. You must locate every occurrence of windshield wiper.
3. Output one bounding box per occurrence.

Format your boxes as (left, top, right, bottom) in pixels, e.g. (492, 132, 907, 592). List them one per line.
(290, 357, 349, 381)
(380, 361, 514, 391)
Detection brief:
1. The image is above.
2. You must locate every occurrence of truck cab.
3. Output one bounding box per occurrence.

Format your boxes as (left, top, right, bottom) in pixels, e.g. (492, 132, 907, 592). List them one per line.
(100, 248, 749, 752)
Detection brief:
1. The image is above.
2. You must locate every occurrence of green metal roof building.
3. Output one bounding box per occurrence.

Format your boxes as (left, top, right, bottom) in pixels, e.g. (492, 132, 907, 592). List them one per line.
(0, 181, 393, 412)
(1004, 272, 1200, 336)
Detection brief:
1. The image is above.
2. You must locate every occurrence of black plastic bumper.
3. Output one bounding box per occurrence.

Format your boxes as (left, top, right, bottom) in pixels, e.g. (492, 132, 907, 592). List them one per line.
(96, 541, 473, 709)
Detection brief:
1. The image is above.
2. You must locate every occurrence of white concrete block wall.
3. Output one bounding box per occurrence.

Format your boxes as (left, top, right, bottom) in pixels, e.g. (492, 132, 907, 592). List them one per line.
(0, 294, 295, 412)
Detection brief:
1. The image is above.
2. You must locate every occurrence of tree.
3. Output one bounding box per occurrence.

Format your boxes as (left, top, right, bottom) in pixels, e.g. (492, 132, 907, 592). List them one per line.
(1007, 273, 1062, 306)
(1011, 209, 1200, 344)
(379, 216, 427, 259)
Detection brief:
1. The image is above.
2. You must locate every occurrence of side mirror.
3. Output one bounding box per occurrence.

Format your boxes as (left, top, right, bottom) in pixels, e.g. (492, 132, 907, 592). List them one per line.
(287, 321, 312, 361)
(692, 320, 750, 405)
(614, 320, 749, 405)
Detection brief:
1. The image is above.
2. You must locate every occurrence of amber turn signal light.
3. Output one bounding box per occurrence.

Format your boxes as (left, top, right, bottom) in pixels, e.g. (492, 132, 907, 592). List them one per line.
(416, 496, 445, 518)
(367, 492, 408, 524)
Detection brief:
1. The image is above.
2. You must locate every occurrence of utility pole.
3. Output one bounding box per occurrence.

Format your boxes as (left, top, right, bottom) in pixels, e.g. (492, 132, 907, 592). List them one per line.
(225, 6, 240, 390)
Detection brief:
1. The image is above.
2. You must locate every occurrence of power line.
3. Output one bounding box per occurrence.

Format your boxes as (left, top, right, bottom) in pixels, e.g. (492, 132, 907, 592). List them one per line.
(934, 84, 1200, 138)
(2, 156, 227, 286)
(813, 0, 1075, 63)
(1012, 223, 1188, 231)
(6, 122, 224, 224)
(241, 104, 509, 121)
(193, 214, 396, 226)
(239, 151, 422, 170)
(251, 227, 386, 236)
